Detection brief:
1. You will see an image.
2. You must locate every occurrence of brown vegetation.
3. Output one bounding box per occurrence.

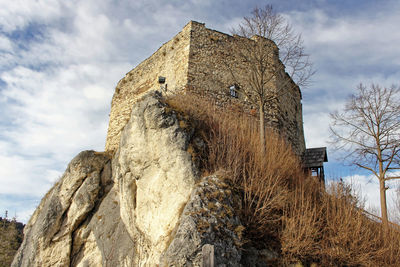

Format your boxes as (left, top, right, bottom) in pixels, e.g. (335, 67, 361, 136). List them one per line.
(282, 181, 400, 266)
(167, 92, 400, 266)
(0, 216, 24, 267)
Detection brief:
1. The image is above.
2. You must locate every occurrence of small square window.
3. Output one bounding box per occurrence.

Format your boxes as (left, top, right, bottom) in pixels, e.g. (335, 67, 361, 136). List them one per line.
(229, 85, 238, 98)
(158, 76, 166, 84)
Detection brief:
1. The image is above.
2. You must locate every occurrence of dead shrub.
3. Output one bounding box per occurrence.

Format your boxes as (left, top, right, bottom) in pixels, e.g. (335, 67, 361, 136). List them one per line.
(166, 92, 400, 265)
(166, 92, 303, 243)
(281, 178, 323, 264)
(282, 180, 400, 266)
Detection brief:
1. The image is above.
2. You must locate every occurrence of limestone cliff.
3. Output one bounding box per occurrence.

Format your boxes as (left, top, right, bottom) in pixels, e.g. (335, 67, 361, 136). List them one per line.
(12, 92, 244, 267)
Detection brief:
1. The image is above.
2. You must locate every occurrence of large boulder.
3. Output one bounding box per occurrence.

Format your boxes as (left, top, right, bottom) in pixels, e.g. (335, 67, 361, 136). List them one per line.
(112, 91, 199, 265)
(12, 150, 113, 267)
(12, 92, 244, 266)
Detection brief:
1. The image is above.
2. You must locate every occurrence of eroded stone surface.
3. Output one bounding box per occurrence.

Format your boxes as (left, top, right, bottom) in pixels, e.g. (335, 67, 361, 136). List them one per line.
(12, 151, 111, 267)
(13, 93, 248, 267)
(113, 91, 198, 266)
(161, 175, 243, 267)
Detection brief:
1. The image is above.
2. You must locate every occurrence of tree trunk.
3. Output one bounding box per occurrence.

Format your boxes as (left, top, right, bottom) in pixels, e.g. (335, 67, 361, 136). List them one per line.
(259, 101, 265, 152)
(379, 178, 389, 229)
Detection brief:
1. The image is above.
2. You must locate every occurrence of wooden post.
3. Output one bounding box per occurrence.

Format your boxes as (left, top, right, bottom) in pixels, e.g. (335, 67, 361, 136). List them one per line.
(202, 244, 214, 267)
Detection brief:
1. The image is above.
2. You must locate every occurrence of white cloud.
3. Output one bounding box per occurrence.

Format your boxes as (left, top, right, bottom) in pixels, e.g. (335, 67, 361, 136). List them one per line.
(284, 5, 400, 159)
(288, 7, 400, 70)
(0, 35, 13, 51)
(0, 153, 61, 196)
(303, 111, 330, 147)
(0, 0, 137, 222)
(0, 0, 64, 32)
(0, 62, 127, 159)
(0, 196, 37, 223)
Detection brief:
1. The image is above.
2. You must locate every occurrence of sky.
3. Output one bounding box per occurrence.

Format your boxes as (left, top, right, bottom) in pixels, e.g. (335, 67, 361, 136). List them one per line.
(1, 0, 400, 223)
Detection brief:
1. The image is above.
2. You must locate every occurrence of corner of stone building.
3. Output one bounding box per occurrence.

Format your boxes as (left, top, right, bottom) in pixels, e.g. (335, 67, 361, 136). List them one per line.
(185, 20, 205, 29)
(181, 20, 205, 41)
(105, 21, 196, 153)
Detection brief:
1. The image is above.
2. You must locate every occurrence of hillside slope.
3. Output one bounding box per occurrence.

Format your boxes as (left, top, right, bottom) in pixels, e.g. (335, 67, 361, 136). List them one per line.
(12, 91, 400, 266)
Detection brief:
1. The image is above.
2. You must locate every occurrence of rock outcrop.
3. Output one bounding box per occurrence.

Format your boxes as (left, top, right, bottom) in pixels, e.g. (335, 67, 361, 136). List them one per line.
(12, 150, 114, 266)
(161, 175, 243, 266)
(113, 92, 199, 265)
(12, 92, 243, 267)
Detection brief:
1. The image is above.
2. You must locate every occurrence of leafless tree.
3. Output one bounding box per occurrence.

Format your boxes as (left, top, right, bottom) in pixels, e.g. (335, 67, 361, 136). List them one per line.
(228, 5, 314, 149)
(233, 5, 314, 87)
(330, 83, 400, 229)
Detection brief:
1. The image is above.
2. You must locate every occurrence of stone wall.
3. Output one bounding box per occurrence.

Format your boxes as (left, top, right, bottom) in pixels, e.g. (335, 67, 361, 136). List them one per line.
(105, 22, 192, 152)
(186, 23, 254, 110)
(275, 75, 306, 154)
(105, 21, 306, 155)
(186, 21, 305, 155)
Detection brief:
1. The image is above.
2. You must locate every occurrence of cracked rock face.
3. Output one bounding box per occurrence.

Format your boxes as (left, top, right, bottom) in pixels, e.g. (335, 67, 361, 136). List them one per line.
(161, 175, 243, 267)
(12, 151, 113, 267)
(113, 92, 198, 266)
(12, 92, 244, 266)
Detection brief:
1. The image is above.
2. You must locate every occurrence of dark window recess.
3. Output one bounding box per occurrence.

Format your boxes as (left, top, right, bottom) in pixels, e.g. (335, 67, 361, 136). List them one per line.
(158, 76, 166, 84)
(158, 76, 167, 92)
(229, 85, 238, 98)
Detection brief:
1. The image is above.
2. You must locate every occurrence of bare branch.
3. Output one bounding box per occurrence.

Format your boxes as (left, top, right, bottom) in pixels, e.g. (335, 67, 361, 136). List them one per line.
(330, 82, 400, 228)
(232, 5, 314, 88)
(384, 176, 400, 181)
(227, 5, 314, 149)
(355, 163, 379, 178)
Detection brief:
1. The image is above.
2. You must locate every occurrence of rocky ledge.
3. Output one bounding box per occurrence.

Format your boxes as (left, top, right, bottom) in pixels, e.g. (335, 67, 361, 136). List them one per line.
(12, 92, 246, 267)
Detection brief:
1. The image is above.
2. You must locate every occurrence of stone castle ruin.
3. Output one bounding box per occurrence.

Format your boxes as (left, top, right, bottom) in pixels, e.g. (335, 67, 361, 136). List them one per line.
(105, 21, 326, 180)
(12, 21, 330, 267)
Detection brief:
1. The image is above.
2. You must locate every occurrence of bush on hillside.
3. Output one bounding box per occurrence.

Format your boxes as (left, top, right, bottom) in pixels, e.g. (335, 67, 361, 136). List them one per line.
(0, 216, 24, 267)
(166, 92, 400, 266)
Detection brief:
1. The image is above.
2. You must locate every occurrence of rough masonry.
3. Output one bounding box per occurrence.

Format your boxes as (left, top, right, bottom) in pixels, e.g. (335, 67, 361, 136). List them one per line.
(105, 21, 306, 155)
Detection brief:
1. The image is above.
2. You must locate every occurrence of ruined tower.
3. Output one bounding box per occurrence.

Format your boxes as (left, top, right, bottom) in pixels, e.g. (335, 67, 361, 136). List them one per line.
(105, 21, 306, 155)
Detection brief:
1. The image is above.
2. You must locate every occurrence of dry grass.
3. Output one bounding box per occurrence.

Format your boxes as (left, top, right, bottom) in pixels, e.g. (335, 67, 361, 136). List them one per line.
(281, 179, 323, 264)
(167, 93, 303, 242)
(282, 178, 400, 266)
(166, 92, 400, 266)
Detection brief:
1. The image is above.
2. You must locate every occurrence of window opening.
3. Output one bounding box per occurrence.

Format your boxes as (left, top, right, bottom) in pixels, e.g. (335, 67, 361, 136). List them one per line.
(229, 85, 238, 98)
(158, 76, 167, 92)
